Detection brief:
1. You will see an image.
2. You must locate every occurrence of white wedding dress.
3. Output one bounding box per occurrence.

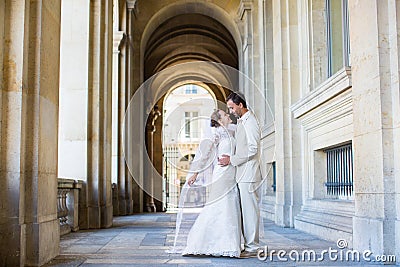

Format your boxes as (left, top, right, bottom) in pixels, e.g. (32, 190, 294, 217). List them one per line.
(182, 130, 242, 257)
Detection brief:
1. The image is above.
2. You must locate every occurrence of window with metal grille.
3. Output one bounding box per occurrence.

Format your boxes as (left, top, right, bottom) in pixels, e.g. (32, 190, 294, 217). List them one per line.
(272, 162, 276, 192)
(324, 143, 353, 197)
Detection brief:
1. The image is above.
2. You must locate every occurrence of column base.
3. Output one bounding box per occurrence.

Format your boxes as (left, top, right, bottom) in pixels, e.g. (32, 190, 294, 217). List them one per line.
(88, 204, 113, 228)
(0, 219, 25, 267)
(146, 203, 157, 212)
(260, 195, 276, 221)
(118, 199, 128, 215)
(26, 218, 60, 266)
(353, 216, 383, 254)
(274, 203, 299, 227)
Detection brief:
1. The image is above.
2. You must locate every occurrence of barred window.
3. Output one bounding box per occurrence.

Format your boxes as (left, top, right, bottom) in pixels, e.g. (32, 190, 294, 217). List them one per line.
(324, 143, 353, 197)
(272, 162, 276, 192)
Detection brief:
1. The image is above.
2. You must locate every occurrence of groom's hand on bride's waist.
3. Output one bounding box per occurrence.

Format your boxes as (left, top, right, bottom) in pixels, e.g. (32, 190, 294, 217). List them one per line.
(218, 155, 230, 166)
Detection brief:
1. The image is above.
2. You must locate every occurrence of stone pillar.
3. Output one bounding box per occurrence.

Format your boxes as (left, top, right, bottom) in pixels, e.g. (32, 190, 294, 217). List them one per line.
(238, 1, 254, 104)
(115, 2, 136, 215)
(116, 2, 135, 216)
(127, 0, 144, 213)
(145, 107, 162, 212)
(87, 0, 113, 228)
(272, 0, 303, 227)
(238, 0, 271, 129)
(350, 0, 400, 260)
(0, 0, 61, 266)
(112, 30, 124, 214)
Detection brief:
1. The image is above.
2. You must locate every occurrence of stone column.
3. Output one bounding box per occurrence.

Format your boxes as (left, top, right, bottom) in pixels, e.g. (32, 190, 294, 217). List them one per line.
(238, 1, 254, 104)
(272, 0, 303, 227)
(116, 2, 135, 216)
(145, 107, 162, 212)
(112, 30, 124, 214)
(240, 0, 268, 125)
(115, 2, 136, 215)
(0, 0, 61, 266)
(350, 0, 400, 260)
(87, 0, 113, 228)
(127, 0, 144, 213)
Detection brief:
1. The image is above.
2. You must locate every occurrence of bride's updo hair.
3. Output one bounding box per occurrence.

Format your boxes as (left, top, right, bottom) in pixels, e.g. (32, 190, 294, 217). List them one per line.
(210, 109, 221, 128)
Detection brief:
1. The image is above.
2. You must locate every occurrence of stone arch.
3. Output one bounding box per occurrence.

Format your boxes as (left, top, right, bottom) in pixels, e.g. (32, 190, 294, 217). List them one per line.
(138, 1, 241, 119)
(140, 0, 242, 63)
(137, 1, 240, 212)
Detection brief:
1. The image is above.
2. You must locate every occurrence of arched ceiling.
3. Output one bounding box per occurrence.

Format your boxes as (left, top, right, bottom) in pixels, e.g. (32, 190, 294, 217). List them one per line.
(144, 13, 238, 79)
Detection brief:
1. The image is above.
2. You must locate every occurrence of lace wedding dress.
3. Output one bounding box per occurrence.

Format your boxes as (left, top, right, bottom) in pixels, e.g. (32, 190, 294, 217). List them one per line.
(182, 130, 241, 257)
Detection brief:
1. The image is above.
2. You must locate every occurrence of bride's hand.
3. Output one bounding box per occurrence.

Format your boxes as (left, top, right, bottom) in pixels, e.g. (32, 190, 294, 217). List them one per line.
(188, 173, 198, 186)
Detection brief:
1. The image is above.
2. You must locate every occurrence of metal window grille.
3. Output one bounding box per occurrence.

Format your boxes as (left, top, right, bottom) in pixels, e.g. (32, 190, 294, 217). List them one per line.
(163, 146, 180, 208)
(325, 143, 353, 196)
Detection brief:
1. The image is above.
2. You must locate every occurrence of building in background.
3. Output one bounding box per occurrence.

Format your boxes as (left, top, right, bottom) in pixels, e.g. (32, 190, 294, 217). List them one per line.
(162, 84, 215, 208)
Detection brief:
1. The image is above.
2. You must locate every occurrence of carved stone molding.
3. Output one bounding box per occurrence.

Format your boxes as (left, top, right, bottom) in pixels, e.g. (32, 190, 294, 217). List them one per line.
(291, 67, 352, 119)
(126, 0, 137, 10)
(237, 0, 253, 20)
(113, 30, 125, 53)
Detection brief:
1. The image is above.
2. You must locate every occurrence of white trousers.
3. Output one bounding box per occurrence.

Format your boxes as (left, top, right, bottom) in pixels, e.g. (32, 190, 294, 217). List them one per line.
(237, 182, 260, 252)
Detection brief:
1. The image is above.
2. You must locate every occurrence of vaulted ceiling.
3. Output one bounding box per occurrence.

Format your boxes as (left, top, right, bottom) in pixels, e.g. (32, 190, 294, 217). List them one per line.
(144, 13, 238, 79)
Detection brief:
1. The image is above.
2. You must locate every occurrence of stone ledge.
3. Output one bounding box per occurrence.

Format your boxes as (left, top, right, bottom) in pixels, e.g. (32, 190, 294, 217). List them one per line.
(295, 208, 352, 233)
(58, 178, 76, 189)
(261, 123, 275, 139)
(294, 219, 353, 248)
(58, 178, 83, 189)
(291, 67, 352, 119)
(294, 199, 354, 246)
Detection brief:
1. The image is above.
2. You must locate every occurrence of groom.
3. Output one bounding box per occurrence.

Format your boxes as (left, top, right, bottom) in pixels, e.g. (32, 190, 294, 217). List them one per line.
(219, 92, 261, 258)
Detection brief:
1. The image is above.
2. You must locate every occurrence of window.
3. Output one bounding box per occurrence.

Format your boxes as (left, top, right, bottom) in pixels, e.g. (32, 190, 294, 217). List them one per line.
(184, 112, 199, 138)
(326, 0, 350, 76)
(324, 143, 353, 197)
(264, 161, 276, 196)
(185, 84, 198, 94)
(272, 162, 276, 192)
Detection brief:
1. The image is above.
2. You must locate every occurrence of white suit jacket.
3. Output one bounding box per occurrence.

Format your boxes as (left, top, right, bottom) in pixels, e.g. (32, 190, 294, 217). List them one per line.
(230, 111, 261, 183)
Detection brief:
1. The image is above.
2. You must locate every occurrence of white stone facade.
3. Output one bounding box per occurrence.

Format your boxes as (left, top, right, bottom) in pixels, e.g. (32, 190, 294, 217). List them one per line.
(0, 0, 399, 265)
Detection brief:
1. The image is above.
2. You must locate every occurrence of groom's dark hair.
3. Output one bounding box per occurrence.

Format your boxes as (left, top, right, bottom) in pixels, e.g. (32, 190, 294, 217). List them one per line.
(226, 92, 247, 108)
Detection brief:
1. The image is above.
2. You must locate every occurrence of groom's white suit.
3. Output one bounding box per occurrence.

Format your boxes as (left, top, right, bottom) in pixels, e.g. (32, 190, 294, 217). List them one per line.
(230, 110, 261, 253)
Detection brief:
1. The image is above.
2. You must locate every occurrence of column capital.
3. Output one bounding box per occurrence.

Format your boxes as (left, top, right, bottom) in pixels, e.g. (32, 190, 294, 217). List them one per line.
(113, 31, 125, 53)
(237, 0, 253, 20)
(126, 0, 137, 10)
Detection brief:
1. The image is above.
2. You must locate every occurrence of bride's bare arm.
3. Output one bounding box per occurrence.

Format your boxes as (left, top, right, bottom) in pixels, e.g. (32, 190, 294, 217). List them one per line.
(188, 173, 199, 186)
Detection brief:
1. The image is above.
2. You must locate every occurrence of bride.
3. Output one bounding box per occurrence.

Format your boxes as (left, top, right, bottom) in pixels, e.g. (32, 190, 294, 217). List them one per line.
(181, 109, 241, 258)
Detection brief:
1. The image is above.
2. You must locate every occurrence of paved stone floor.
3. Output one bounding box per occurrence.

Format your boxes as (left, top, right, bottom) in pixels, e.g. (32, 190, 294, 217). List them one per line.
(44, 212, 394, 266)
